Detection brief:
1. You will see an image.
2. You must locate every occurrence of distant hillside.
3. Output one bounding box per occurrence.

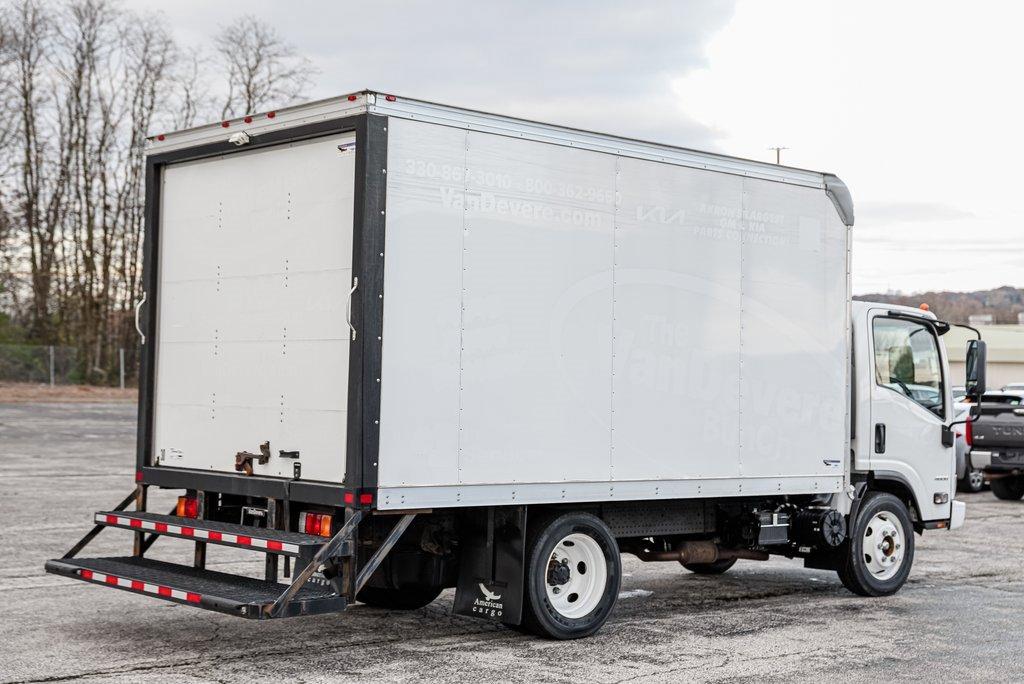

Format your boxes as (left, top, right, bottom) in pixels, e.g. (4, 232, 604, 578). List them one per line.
(854, 286, 1024, 325)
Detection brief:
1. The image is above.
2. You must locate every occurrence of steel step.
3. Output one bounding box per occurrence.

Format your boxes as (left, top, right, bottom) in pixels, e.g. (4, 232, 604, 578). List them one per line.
(45, 556, 346, 619)
(94, 511, 344, 561)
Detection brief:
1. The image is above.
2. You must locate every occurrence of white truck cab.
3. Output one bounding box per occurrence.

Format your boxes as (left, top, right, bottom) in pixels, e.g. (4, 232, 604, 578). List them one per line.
(850, 301, 967, 530)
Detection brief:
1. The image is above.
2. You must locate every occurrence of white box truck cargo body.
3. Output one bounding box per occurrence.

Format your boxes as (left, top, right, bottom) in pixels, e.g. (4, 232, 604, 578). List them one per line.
(376, 117, 848, 508)
(48, 91, 977, 639)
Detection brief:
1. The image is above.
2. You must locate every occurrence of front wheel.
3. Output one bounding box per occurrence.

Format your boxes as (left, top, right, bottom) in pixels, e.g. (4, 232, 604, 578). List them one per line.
(521, 512, 621, 639)
(990, 476, 1024, 500)
(837, 492, 914, 597)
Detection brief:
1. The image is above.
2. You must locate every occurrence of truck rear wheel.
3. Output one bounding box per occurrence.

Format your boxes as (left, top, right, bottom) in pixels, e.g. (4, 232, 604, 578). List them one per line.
(957, 468, 985, 493)
(521, 512, 621, 639)
(837, 492, 914, 597)
(990, 476, 1024, 500)
(682, 558, 737, 575)
(357, 585, 443, 610)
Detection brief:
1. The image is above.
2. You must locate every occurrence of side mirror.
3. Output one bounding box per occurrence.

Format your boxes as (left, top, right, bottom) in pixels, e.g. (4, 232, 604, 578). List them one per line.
(965, 339, 987, 399)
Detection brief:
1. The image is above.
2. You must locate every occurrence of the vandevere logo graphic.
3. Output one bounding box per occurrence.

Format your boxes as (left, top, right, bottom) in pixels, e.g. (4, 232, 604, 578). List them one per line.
(472, 583, 504, 618)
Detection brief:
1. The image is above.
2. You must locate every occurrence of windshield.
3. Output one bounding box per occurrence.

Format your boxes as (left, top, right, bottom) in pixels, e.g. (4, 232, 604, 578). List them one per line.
(873, 316, 945, 418)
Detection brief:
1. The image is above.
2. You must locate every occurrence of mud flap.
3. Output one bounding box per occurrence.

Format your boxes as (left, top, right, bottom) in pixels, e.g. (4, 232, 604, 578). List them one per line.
(453, 506, 526, 625)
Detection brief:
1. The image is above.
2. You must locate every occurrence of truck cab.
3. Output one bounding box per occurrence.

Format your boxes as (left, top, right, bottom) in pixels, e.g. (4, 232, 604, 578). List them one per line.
(850, 301, 967, 529)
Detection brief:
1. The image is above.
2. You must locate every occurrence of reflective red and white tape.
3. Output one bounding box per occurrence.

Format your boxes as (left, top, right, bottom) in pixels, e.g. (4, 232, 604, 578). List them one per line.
(95, 514, 299, 554)
(78, 569, 201, 604)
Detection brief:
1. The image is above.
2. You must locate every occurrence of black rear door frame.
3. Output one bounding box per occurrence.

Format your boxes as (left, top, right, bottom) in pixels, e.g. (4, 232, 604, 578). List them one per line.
(135, 112, 389, 508)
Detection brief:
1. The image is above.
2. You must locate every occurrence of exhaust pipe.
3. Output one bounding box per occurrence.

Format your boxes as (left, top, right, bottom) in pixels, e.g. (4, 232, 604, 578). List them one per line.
(627, 541, 769, 564)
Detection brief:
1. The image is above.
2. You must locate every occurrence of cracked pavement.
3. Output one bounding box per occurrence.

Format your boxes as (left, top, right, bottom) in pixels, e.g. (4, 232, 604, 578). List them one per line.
(2, 402, 1023, 682)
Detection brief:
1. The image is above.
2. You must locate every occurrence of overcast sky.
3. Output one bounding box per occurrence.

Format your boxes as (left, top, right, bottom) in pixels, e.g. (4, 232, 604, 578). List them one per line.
(137, 0, 1024, 295)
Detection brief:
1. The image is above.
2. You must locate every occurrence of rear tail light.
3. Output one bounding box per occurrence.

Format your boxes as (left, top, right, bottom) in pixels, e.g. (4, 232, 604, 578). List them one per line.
(299, 511, 333, 537)
(965, 418, 973, 446)
(176, 495, 198, 518)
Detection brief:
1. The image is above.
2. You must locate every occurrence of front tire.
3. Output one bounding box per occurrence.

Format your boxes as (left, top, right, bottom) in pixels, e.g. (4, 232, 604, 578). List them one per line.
(837, 492, 914, 597)
(990, 476, 1024, 500)
(521, 512, 621, 639)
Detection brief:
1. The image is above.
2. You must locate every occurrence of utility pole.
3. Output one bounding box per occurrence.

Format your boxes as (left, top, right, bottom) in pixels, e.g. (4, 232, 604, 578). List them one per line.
(768, 146, 789, 164)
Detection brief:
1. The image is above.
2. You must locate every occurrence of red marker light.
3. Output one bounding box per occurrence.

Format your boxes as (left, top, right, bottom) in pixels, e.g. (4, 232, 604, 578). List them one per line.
(156, 134, 165, 141)
(176, 495, 198, 518)
(267, 111, 276, 119)
(359, 492, 373, 505)
(384, 95, 397, 102)
(300, 511, 334, 537)
(343, 491, 354, 505)
(221, 121, 230, 128)
(244, 116, 253, 123)
(135, 470, 143, 482)
(347, 94, 358, 102)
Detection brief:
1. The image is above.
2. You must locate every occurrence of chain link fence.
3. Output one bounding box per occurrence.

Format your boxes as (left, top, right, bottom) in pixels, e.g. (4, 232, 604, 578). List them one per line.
(0, 343, 137, 388)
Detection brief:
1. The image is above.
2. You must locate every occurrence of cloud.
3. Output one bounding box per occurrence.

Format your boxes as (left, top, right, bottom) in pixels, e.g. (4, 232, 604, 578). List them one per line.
(854, 201, 976, 224)
(136, 0, 737, 148)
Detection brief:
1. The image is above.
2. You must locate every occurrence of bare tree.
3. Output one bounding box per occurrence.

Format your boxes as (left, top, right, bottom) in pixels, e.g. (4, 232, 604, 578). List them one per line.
(5, 0, 69, 342)
(0, 2, 319, 382)
(171, 51, 209, 130)
(214, 15, 315, 118)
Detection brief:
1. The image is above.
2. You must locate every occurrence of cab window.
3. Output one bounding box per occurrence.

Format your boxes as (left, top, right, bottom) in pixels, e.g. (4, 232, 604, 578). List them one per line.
(872, 316, 945, 418)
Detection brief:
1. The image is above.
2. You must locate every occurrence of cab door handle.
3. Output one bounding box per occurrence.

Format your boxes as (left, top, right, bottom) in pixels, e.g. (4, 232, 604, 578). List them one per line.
(874, 423, 886, 454)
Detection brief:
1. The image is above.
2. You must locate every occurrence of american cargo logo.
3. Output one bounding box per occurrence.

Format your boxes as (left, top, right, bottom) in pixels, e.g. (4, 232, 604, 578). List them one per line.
(471, 583, 504, 618)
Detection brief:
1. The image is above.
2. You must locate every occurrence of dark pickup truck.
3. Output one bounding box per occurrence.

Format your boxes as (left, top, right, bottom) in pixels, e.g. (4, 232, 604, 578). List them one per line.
(970, 391, 1024, 500)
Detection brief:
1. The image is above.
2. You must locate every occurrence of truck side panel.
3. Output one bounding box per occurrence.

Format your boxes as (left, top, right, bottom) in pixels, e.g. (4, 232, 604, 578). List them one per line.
(377, 118, 848, 507)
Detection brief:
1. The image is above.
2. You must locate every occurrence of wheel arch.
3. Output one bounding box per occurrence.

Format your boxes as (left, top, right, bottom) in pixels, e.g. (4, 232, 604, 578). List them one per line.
(868, 470, 923, 532)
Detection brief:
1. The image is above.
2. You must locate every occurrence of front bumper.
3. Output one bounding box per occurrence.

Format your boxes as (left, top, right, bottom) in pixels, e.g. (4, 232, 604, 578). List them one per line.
(950, 500, 967, 530)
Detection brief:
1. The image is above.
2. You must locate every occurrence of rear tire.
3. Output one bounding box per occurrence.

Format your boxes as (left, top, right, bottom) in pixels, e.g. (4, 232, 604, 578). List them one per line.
(957, 468, 985, 494)
(357, 585, 443, 610)
(837, 492, 914, 597)
(990, 476, 1024, 500)
(521, 512, 621, 639)
(682, 558, 737, 575)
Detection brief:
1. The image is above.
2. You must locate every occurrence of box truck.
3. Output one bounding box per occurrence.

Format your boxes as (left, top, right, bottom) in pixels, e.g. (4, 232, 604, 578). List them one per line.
(46, 91, 982, 639)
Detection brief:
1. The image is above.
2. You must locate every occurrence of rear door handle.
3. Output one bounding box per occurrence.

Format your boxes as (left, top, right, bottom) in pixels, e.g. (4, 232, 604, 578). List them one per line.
(875, 423, 886, 454)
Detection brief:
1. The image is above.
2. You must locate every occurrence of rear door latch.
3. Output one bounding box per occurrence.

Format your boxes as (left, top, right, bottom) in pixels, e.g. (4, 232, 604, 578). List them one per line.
(235, 441, 271, 475)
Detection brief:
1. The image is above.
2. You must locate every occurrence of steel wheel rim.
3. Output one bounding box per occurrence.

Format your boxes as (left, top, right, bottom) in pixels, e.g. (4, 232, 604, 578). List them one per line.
(545, 533, 607, 619)
(969, 469, 984, 490)
(863, 511, 904, 580)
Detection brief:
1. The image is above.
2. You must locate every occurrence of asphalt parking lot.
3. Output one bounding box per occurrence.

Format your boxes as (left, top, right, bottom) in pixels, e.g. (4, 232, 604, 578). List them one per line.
(2, 402, 1023, 683)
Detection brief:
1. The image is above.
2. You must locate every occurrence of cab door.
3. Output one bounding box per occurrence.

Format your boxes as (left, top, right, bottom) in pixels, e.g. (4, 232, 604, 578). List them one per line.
(869, 311, 953, 521)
